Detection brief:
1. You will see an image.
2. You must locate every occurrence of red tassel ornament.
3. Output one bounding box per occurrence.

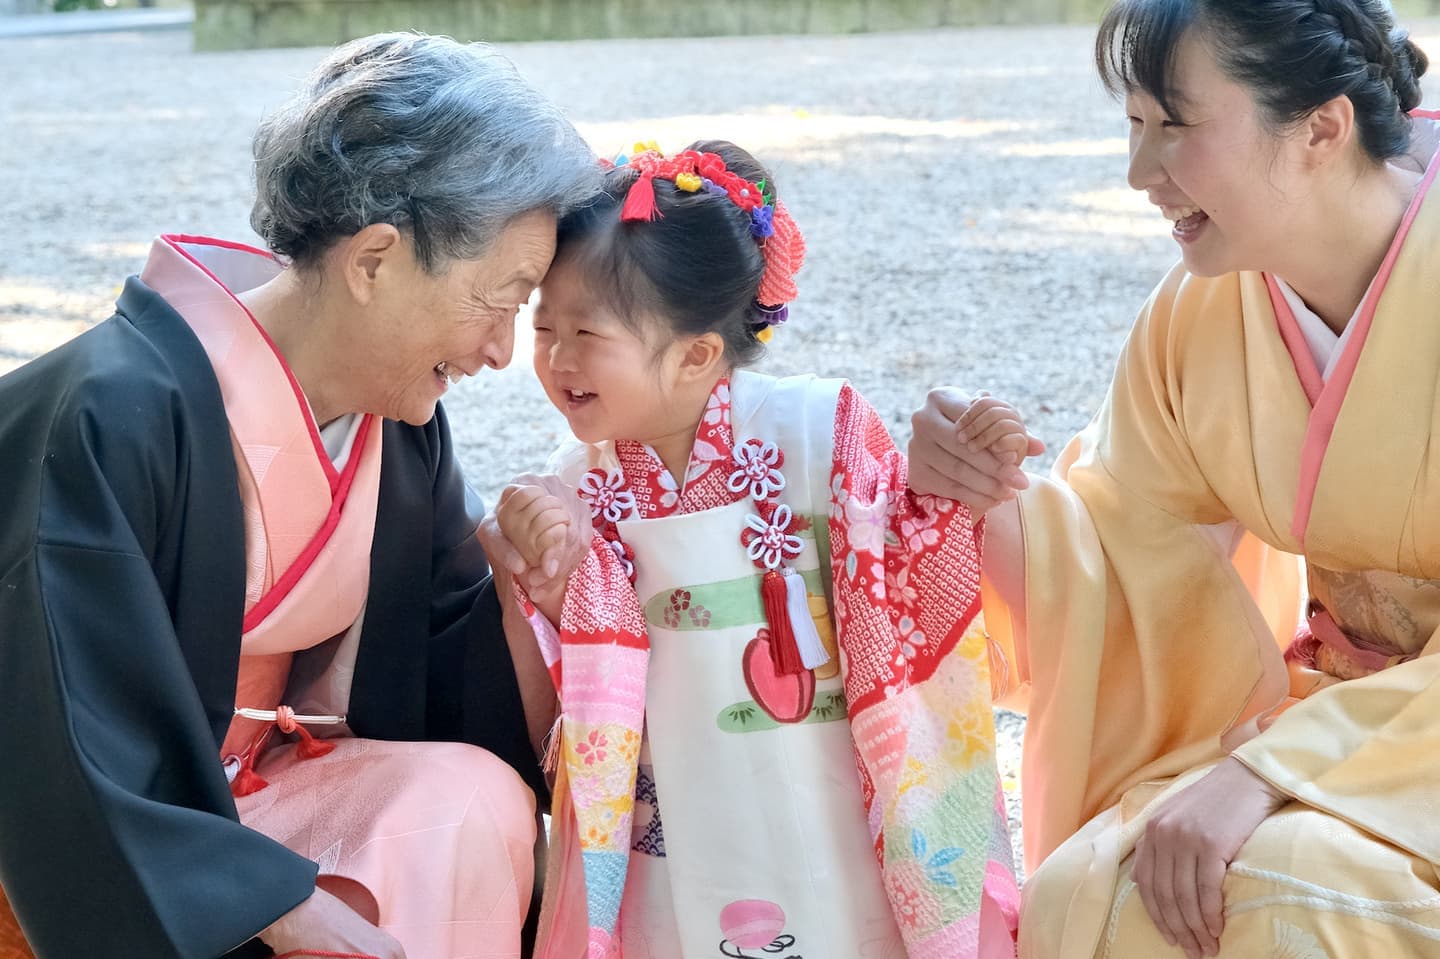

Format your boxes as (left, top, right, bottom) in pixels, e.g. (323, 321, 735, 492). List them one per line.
(761, 569, 804, 674)
(229, 761, 269, 798)
(620, 171, 661, 222)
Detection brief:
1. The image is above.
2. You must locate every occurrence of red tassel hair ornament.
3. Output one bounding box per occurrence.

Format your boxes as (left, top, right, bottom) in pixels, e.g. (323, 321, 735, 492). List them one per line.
(620, 170, 661, 222)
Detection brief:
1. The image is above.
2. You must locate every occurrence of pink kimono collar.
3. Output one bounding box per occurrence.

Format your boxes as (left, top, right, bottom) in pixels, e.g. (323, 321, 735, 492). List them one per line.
(140, 235, 384, 758)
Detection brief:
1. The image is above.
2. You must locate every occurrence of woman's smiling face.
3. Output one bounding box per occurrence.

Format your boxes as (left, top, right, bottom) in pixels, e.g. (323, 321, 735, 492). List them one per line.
(1124, 31, 1310, 278)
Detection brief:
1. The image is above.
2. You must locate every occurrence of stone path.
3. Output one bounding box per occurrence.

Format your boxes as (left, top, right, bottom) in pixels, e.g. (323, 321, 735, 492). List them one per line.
(7, 19, 1439, 873)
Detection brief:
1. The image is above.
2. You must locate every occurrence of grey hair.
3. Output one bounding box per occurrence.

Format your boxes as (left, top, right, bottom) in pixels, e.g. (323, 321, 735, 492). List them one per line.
(250, 32, 601, 272)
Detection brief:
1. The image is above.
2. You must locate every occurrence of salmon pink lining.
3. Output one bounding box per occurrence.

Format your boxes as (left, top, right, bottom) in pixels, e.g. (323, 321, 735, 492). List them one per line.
(1264, 144, 1440, 546)
(162, 234, 341, 489)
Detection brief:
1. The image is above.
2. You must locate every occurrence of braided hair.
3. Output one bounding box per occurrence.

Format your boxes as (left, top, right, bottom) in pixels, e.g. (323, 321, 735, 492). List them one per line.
(1096, 0, 1429, 162)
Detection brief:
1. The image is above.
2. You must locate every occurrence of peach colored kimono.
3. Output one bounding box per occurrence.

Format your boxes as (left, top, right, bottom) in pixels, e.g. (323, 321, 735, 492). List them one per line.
(144, 235, 535, 958)
(999, 121, 1440, 958)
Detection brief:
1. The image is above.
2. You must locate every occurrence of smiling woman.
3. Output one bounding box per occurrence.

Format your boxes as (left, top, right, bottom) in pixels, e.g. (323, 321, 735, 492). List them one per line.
(0, 32, 598, 959)
(906, 2, 1440, 959)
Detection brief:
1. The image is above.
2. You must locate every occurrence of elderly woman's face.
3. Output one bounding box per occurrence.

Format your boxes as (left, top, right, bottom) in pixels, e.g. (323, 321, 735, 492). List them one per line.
(365, 209, 558, 426)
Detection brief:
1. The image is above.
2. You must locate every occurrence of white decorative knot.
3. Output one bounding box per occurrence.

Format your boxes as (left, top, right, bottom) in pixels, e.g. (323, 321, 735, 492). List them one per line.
(744, 504, 804, 570)
(605, 538, 635, 581)
(577, 468, 636, 524)
(727, 439, 786, 500)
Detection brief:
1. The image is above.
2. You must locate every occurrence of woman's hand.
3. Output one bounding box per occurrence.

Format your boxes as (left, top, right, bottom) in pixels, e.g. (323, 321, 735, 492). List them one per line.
(1132, 758, 1288, 959)
(260, 887, 406, 959)
(908, 388, 1044, 512)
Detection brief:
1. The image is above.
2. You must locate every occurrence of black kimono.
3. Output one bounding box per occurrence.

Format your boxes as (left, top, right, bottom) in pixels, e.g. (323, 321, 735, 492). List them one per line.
(0, 277, 540, 957)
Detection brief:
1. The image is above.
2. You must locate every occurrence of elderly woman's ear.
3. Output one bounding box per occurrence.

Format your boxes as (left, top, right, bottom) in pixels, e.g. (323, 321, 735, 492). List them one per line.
(337, 222, 405, 305)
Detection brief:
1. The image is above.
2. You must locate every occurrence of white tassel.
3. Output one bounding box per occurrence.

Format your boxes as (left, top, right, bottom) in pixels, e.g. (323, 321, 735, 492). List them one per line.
(783, 567, 830, 670)
(540, 714, 565, 775)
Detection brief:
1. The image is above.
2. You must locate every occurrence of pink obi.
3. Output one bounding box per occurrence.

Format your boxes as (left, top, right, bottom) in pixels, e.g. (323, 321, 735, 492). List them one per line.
(1284, 605, 1417, 682)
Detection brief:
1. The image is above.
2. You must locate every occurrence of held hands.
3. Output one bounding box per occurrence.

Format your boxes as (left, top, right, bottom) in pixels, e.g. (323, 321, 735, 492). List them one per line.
(260, 887, 405, 959)
(908, 388, 1045, 513)
(1131, 758, 1289, 959)
(481, 474, 589, 621)
(494, 483, 573, 579)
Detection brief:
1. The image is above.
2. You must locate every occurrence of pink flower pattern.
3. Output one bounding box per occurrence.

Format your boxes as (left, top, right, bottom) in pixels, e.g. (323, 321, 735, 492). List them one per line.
(574, 729, 609, 766)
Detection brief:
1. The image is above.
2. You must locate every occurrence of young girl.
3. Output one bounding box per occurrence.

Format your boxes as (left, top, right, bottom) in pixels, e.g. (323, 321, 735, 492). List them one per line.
(498, 141, 1027, 959)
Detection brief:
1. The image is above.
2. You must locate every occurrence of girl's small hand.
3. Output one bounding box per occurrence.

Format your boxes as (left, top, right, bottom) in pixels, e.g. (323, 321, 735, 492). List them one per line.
(908, 387, 1043, 512)
(494, 483, 572, 579)
(1131, 758, 1288, 959)
(956, 392, 1044, 467)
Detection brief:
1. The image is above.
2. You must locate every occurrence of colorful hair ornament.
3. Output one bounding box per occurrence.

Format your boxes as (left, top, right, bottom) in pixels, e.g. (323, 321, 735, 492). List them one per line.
(611, 144, 807, 339)
(756, 199, 805, 308)
(621, 169, 661, 222)
(749, 205, 774, 239)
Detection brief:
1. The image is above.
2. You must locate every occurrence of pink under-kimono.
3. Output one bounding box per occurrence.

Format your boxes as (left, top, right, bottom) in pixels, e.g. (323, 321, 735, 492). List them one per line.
(140, 235, 535, 958)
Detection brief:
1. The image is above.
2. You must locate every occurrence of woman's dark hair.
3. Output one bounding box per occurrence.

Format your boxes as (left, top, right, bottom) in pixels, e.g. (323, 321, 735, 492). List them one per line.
(553, 139, 775, 367)
(1096, 0, 1429, 163)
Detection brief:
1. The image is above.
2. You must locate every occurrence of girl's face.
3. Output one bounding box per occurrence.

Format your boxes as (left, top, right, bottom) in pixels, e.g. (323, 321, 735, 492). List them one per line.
(1125, 30, 1310, 277)
(533, 253, 695, 448)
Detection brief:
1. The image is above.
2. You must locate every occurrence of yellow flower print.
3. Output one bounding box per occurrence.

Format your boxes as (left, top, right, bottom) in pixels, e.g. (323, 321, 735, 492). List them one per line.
(897, 756, 929, 797)
(944, 695, 994, 765)
(956, 619, 988, 664)
(618, 728, 641, 762)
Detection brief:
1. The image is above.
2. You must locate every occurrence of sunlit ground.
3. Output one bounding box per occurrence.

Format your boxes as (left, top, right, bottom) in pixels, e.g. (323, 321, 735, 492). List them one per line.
(6, 20, 1439, 876)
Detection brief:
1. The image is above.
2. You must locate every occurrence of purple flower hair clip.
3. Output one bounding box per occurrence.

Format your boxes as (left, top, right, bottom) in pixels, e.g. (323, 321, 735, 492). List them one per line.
(750, 205, 775, 239)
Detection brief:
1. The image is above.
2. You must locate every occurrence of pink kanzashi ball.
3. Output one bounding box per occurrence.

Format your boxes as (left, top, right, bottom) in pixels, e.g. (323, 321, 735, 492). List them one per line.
(719, 899, 786, 949)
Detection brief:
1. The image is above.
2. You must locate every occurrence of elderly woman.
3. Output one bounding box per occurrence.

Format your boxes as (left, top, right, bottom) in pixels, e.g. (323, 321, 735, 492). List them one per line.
(912, 1, 1440, 958)
(0, 33, 597, 959)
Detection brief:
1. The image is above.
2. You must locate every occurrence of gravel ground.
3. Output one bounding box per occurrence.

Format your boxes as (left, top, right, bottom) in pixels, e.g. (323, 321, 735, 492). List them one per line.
(7, 21, 1440, 874)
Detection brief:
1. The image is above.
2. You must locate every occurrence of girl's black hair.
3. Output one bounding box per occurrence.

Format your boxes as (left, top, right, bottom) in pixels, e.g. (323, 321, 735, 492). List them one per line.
(553, 139, 775, 366)
(1096, 0, 1428, 162)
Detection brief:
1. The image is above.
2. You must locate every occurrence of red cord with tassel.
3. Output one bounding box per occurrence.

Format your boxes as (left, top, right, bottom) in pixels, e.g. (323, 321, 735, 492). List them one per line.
(276, 705, 337, 760)
(228, 725, 273, 798)
(229, 759, 269, 798)
(761, 569, 805, 674)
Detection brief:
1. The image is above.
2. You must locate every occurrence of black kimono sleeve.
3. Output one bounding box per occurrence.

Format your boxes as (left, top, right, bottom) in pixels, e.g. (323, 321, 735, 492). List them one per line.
(348, 405, 546, 800)
(0, 316, 315, 958)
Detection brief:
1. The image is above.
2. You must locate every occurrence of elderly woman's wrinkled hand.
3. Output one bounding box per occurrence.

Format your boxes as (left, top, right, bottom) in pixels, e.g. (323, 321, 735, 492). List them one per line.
(1131, 758, 1289, 959)
(908, 387, 1044, 514)
(261, 887, 407, 959)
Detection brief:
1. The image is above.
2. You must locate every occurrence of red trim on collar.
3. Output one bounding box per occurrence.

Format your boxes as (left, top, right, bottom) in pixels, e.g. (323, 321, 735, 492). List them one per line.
(241, 413, 378, 633)
(159, 234, 341, 492)
(1285, 144, 1440, 546)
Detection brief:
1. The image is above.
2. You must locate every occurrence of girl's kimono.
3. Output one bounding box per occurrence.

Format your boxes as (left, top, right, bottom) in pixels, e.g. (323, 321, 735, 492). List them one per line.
(526, 370, 1020, 959)
(1005, 117, 1440, 958)
(0, 235, 539, 958)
